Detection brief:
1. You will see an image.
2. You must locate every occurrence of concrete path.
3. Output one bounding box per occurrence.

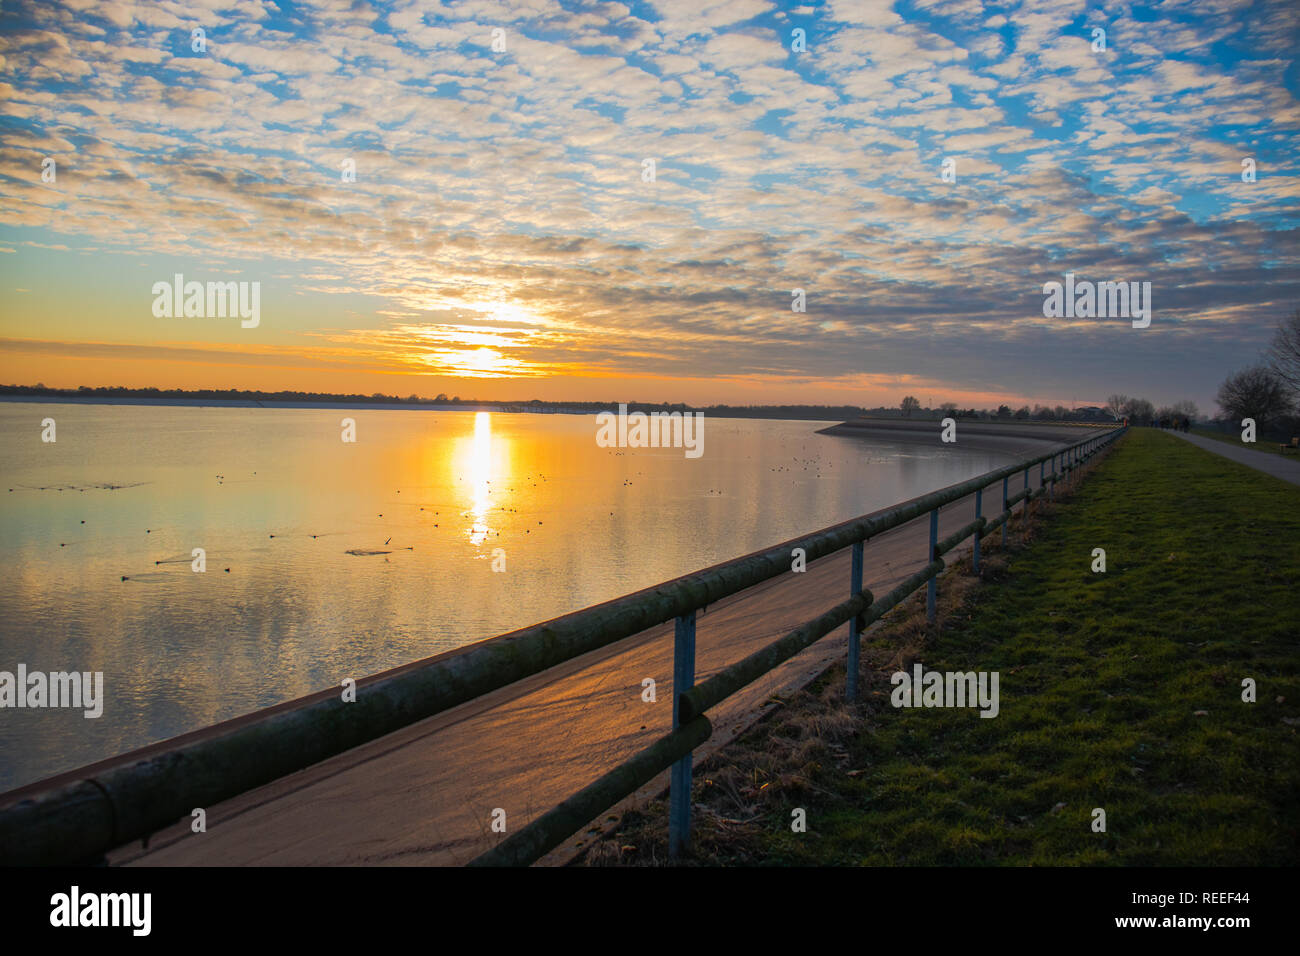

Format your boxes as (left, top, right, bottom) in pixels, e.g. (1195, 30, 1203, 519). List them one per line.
(1166, 431, 1300, 486)
(110, 439, 1086, 867)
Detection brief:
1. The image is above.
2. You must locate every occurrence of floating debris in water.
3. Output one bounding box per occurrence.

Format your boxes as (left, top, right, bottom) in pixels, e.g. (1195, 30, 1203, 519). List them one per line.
(18, 481, 148, 493)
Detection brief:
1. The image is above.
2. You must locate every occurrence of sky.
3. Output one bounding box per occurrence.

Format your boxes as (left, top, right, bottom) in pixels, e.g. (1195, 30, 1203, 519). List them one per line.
(1, 0, 1297, 413)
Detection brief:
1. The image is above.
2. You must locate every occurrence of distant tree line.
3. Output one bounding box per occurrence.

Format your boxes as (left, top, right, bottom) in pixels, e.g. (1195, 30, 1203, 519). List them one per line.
(1099, 394, 1198, 430)
(896, 394, 1117, 423)
(0, 384, 470, 405)
(1212, 307, 1300, 439)
(1090, 307, 1300, 438)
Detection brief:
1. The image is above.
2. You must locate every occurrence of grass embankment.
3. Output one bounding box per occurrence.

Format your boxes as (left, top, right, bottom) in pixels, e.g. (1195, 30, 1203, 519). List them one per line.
(585, 429, 1300, 865)
(1191, 427, 1295, 457)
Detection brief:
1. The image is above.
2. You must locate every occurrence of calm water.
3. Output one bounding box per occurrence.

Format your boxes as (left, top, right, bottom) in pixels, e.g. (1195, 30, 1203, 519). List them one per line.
(0, 403, 1014, 790)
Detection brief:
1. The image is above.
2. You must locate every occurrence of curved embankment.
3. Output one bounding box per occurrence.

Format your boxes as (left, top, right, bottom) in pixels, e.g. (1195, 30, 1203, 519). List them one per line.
(817, 418, 1103, 457)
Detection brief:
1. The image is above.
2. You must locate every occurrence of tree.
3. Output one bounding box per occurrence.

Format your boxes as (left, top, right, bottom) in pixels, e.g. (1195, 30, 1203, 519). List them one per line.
(1106, 394, 1128, 421)
(1053, 404, 1067, 420)
(1013, 405, 1030, 420)
(1267, 307, 1300, 394)
(1172, 399, 1198, 421)
(996, 404, 1011, 418)
(900, 395, 920, 417)
(939, 401, 958, 417)
(435, 393, 449, 402)
(1121, 396, 1155, 425)
(1216, 365, 1294, 428)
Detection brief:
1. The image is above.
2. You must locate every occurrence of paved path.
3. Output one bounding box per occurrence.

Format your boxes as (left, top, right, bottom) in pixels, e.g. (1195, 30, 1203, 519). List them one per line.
(110, 441, 1084, 867)
(1167, 431, 1300, 486)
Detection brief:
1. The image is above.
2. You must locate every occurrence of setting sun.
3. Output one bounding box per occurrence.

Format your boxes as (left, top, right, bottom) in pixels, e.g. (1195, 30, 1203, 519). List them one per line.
(429, 347, 523, 378)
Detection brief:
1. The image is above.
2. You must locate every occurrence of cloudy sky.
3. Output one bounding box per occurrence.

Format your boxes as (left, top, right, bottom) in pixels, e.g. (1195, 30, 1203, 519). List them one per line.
(1, 0, 1297, 412)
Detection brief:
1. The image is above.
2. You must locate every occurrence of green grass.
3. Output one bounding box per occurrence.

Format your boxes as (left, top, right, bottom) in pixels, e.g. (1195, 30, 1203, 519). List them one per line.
(589, 430, 1300, 866)
(1191, 426, 1296, 457)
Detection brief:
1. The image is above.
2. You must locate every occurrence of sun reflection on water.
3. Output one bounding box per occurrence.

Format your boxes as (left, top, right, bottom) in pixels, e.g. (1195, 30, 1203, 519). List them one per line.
(466, 411, 492, 546)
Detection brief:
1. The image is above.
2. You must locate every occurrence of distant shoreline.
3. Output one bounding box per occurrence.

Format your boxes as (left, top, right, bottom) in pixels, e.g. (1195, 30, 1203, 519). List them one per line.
(0, 395, 509, 412)
(0, 394, 864, 421)
(818, 417, 1115, 456)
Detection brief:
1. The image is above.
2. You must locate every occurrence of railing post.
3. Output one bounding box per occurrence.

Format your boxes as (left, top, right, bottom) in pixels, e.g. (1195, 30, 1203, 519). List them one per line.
(1023, 466, 1030, 524)
(926, 508, 938, 621)
(1001, 476, 1008, 547)
(1039, 460, 1045, 505)
(973, 487, 982, 575)
(847, 540, 863, 701)
(669, 610, 697, 858)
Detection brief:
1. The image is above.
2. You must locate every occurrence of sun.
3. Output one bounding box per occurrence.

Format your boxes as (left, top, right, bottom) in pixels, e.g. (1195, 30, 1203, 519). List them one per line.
(432, 347, 523, 378)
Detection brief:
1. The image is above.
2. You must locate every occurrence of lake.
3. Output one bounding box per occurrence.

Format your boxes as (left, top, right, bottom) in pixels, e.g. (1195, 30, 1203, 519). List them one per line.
(0, 402, 1014, 790)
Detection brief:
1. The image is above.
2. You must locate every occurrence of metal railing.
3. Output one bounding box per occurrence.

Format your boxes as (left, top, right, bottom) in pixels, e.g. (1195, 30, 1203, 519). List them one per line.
(0, 423, 1123, 867)
(469, 424, 1125, 865)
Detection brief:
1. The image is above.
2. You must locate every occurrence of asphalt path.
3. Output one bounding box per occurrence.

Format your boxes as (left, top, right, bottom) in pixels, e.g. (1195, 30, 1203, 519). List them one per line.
(1166, 430, 1300, 486)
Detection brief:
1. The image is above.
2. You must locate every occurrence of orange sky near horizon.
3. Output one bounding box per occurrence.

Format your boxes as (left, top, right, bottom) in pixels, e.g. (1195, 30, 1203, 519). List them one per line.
(0, 335, 1098, 411)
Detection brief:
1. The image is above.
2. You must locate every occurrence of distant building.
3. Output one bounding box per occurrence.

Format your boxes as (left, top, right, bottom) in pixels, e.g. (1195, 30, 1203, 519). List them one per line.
(1073, 405, 1112, 421)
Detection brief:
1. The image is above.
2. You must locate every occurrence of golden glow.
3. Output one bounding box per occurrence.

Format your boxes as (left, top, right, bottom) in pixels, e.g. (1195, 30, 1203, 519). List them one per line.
(466, 411, 492, 546)
(429, 347, 524, 378)
(396, 324, 520, 349)
(488, 300, 542, 327)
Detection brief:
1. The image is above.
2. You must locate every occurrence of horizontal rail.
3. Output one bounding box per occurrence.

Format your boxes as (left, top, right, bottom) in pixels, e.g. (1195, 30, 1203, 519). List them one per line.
(0, 424, 1122, 866)
(984, 510, 1011, 533)
(937, 517, 985, 556)
(468, 717, 713, 867)
(679, 590, 873, 723)
(680, 557, 946, 723)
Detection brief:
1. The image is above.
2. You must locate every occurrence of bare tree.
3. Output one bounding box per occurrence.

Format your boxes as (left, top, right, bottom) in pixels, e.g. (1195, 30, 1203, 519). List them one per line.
(1106, 394, 1128, 421)
(900, 395, 921, 417)
(1217, 366, 1293, 427)
(1121, 396, 1155, 425)
(1172, 399, 1199, 421)
(1267, 307, 1300, 394)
